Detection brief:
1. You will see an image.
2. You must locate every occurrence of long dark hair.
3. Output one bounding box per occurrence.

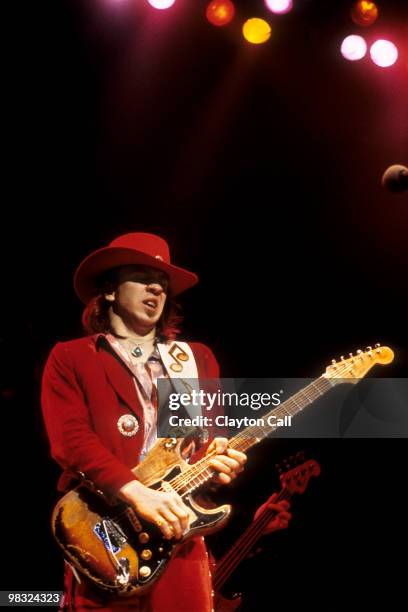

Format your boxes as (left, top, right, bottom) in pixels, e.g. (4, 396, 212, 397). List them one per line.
(81, 266, 182, 341)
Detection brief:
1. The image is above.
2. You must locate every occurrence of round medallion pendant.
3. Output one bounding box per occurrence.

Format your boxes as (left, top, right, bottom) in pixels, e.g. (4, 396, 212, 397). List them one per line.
(131, 346, 143, 358)
(117, 414, 139, 437)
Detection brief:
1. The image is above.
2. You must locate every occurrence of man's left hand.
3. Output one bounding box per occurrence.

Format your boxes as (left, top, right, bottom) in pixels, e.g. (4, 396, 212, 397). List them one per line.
(207, 437, 247, 484)
(254, 492, 292, 534)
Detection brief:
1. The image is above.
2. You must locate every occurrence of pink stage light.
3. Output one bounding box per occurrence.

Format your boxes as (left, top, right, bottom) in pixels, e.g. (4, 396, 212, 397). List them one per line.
(340, 35, 367, 61)
(147, 0, 176, 9)
(264, 0, 293, 14)
(370, 40, 398, 68)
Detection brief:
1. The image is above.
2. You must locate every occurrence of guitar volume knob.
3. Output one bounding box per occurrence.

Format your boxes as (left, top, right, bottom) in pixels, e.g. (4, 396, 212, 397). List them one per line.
(141, 549, 153, 561)
(139, 566, 152, 578)
(139, 532, 149, 544)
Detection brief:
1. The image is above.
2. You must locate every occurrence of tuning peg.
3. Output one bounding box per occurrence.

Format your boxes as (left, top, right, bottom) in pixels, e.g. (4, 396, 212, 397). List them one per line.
(375, 343, 380, 348)
(331, 359, 337, 366)
(340, 355, 344, 361)
(366, 346, 372, 351)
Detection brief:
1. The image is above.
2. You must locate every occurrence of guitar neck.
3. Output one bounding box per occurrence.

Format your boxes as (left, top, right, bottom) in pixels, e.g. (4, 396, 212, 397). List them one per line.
(169, 376, 332, 495)
(213, 488, 292, 592)
(227, 375, 332, 454)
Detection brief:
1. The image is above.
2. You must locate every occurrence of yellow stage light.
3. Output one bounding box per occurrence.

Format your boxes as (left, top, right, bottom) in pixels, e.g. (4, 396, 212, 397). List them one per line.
(242, 18, 271, 45)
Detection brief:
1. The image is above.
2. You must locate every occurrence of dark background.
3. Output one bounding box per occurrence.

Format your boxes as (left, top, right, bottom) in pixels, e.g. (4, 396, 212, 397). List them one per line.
(2, 0, 407, 609)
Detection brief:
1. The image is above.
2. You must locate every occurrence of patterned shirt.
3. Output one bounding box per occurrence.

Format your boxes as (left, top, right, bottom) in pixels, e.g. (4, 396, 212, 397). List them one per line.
(105, 334, 167, 459)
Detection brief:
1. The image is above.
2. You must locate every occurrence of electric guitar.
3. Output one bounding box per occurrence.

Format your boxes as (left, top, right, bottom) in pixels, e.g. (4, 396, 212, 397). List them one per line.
(212, 455, 321, 611)
(51, 344, 393, 596)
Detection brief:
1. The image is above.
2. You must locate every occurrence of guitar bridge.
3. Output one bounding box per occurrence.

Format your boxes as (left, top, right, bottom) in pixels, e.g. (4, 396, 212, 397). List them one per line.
(116, 557, 130, 586)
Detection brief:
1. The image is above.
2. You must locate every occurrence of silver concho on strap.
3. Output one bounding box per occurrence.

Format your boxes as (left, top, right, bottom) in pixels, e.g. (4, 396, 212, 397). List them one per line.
(117, 414, 139, 437)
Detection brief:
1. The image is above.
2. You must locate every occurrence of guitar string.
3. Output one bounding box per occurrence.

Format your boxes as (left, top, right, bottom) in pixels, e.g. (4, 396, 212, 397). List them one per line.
(109, 362, 351, 525)
(109, 478, 298, 587)
(110, 360, 357, 526)
(213, 488, 293, 590)
(213, 468, 317, 576)
(109, 487, 294, 590)
(167, 377, 333, 491)
(213, 490, 292, 590)
(166, 359, 355, 492)
(177, 353, 366, 491)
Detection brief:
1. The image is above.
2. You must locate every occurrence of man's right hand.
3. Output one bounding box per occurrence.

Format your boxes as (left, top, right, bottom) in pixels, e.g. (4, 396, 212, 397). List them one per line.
(118, 480, 190, 540)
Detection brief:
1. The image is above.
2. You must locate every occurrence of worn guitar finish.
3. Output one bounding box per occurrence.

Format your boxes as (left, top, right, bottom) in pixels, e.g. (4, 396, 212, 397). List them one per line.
(52, 437, 231, 596)
(52, 345, 394, 597)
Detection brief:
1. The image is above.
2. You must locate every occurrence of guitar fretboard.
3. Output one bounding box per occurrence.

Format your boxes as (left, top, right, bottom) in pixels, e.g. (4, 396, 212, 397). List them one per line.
(168, 376, 332, 495)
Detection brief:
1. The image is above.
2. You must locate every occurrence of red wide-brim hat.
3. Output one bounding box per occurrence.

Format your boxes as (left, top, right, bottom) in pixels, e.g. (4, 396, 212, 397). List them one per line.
(73, 232, 199, 304)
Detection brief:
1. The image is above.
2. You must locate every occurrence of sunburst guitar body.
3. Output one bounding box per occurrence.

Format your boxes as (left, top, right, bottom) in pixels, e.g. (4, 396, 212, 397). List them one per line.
(52, 437, 231, 596)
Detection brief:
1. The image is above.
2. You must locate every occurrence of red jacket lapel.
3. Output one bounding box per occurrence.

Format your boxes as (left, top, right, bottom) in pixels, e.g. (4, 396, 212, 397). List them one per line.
(95, 335, 142, 418)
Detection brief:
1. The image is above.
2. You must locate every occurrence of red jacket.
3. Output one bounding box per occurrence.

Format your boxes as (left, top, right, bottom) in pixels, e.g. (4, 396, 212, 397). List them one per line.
(41, 334, 220, 612)
(42, 334, 220, 495)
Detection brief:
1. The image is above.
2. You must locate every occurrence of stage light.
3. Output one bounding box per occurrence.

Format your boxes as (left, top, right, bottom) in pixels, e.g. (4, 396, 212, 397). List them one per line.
(340, 35, 367, 61)
(147, 0, 176, 10)
(242, 18, 271, 45)
(350, 1, 379, 27)
(206, 1, 235, 27)
(370, 40, 398, 67)
(264, 0, 293, 15)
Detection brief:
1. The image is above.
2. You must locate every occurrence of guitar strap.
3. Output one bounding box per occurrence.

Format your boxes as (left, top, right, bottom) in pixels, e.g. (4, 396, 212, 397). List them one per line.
(156, 341, 202, 420)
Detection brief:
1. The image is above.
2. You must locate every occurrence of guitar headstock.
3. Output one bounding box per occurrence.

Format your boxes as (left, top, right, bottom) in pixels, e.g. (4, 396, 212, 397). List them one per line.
(323, 344, 394, 384)
(278, 456, 321, 495)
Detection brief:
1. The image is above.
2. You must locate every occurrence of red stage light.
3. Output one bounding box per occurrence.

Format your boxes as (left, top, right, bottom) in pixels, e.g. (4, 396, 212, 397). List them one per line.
(350, 1, 379, 27)
(206, 0, 235, 27)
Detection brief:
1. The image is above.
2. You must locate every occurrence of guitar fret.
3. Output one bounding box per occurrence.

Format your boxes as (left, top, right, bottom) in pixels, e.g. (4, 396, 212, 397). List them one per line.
(172, 376, 333, 495)
(298, 389, 312, 403)
(310, 383, 323, 396)
(279, 403, 293, 416)
(290, 396, 301, 408)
